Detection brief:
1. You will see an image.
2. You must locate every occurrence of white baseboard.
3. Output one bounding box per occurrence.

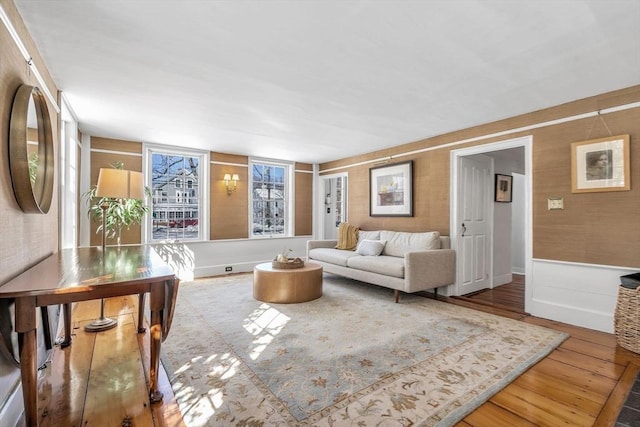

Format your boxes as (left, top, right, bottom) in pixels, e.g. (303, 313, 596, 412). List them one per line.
(512, 267, 525, 275)
(529, 297, 614, 333)
(195, 261, 265, 278)
(0, 382, 23, 427)
(493, 273, 512, 287)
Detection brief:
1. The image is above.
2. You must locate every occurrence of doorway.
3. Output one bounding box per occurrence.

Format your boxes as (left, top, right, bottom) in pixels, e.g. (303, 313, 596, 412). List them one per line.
(450, 136, 532, 312)
(319, 173, 348, 240)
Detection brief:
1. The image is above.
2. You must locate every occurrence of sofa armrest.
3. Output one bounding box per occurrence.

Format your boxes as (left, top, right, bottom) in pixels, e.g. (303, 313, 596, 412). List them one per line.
(307, 240, 338, 259)
(404, 249, 456, 293)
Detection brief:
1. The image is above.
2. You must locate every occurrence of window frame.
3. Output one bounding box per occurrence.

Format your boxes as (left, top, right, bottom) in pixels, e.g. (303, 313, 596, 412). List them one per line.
(248, 157, 294, 239)
(143, 144, 209, 243)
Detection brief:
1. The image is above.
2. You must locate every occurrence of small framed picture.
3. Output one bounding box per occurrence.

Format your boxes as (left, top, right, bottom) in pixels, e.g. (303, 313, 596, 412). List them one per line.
(571, 134, 630, 193)
(369, 160, 413, 216)
(494, 174, 513, 203)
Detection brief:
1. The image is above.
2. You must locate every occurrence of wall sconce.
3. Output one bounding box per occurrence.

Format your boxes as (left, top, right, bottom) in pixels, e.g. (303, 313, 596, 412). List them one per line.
(224, 173, 239, 195)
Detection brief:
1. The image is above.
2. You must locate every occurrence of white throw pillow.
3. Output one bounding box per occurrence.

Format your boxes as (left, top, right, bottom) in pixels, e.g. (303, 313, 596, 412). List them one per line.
(356, 239, 386, 256)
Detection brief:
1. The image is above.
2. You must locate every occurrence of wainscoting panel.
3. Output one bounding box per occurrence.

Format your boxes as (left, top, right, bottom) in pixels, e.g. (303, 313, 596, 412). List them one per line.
(530, 259, 639, 333)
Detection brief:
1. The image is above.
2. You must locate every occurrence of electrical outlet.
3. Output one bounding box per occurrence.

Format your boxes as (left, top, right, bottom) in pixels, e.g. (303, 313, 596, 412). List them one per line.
(547, 197, 564, 210)
(225, 266, 232, 272)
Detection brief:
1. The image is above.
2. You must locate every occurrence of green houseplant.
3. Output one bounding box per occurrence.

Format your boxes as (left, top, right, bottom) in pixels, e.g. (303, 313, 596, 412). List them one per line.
(83, 162, 151, 246)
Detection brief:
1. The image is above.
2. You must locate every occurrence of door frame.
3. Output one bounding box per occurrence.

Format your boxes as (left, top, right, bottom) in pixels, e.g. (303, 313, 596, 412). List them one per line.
(317, 172, 348, 240)
(450, 135, 533, 311)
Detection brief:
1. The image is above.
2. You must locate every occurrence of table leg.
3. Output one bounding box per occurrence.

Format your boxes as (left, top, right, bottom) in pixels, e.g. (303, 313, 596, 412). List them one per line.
(148, 284, 165, 403)
(16, 297, 38, 427)
(60, 303, 72, 348)
(39, 307, 52, 351)
(137, 293, 146, 333)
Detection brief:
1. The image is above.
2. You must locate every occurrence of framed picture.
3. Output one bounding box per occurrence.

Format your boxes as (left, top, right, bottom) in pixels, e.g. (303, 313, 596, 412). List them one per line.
(571, 134, 630, 193)
(494, 174, 513, 203)
(369, 160, 413, 216)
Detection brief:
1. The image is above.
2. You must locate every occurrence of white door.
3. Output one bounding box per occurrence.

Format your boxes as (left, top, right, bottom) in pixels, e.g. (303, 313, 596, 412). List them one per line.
(321, 175, 347, 240)
(458, 155, 492, 295)
(323, 179, 338, 239)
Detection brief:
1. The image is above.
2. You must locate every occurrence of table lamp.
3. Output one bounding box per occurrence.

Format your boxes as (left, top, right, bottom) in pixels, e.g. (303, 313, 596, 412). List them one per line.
(85, 168, 144, 332)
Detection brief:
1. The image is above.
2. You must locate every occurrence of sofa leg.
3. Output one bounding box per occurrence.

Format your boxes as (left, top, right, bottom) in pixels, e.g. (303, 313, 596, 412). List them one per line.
(394, 290, 399, 303)
(434, 287, 438, 299)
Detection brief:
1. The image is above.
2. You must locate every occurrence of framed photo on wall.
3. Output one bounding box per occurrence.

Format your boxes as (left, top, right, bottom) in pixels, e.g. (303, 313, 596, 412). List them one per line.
(571, 134, 630, 193)
(369, 160, 413, 216)
(494, 174, 513, 202)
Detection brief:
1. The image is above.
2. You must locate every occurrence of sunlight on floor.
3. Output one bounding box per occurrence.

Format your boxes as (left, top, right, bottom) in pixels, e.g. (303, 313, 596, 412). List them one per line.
(243, 303, 290, 360)
(152, 242, 195, 281)
(173, 351, 244, 426)
(168, 303, 291, 425)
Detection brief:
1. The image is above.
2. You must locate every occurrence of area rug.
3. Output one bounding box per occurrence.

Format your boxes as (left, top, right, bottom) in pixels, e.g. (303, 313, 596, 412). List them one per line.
(162, 274, 567, 426)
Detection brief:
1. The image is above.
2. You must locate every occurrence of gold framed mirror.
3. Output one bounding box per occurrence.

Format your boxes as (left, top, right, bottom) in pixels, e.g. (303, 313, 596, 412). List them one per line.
(9, 84, 54, 213)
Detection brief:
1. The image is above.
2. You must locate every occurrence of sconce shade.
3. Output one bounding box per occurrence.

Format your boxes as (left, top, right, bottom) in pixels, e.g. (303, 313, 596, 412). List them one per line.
(224, 172, 239, 194)
(96, 168, 144, 200)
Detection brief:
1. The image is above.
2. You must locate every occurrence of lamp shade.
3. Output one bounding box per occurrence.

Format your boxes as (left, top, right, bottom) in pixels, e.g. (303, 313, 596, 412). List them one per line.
(96, 168, 144, 200)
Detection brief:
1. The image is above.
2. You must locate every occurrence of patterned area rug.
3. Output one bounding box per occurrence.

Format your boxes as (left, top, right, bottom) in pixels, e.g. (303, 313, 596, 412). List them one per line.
(162, 274, 567, 426)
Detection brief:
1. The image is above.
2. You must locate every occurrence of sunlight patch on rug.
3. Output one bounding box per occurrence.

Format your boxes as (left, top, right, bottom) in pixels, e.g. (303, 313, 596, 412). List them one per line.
(162, 274, 567, 426)
(243, 303, 291, 360)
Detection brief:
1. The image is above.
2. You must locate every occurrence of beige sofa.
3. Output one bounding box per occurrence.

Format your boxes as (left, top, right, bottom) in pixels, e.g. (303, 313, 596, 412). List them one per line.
(307, 230, 455, 302)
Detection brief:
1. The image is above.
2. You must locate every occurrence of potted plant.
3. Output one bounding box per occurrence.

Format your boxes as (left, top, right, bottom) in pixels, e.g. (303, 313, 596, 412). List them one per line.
(82, 162, 151, 246)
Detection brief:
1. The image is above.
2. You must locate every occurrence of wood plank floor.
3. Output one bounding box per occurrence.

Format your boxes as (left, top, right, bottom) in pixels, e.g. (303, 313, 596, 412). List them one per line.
(454, 274, 526, 313)
(22, 277, 640, 426)
(28, 297, 184, 427)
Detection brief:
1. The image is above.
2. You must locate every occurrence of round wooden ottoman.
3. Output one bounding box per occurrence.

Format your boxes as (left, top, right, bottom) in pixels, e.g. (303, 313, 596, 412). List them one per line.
(253, 262, 323, 303)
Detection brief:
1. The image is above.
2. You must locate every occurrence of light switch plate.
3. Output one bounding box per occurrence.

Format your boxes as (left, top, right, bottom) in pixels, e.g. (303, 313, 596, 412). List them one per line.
(547, 197, 564, 210)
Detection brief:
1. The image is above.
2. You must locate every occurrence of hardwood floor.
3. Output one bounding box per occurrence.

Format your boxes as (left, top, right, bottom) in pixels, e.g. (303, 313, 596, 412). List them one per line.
(28, 296, 184, 427)
(454, 274, 526, 313)
(449, 276, 640, 426)
(23, 277, 640, 426)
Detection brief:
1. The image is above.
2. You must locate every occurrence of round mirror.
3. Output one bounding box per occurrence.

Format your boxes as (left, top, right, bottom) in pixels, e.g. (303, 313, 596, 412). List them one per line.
(9, 84, 54, 213)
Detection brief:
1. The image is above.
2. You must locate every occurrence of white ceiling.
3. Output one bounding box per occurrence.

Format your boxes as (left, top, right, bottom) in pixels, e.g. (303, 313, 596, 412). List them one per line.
(14, 0, 640, 164)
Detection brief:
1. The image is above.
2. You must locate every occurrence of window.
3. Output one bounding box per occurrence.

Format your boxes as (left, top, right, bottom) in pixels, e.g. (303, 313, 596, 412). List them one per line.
(145, 147, 208, 241)
(60, 95, 79, 249)
(250, 159, 292, 237)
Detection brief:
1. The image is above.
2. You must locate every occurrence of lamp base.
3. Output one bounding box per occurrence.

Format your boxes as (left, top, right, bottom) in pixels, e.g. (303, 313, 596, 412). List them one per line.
(84, 298, 117, 332)
(84, 316, 118, 332)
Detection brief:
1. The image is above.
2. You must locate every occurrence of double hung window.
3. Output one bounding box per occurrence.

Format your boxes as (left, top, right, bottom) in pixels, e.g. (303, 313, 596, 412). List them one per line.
(250, 160, 292, 237)
(146, 147, 208, 241)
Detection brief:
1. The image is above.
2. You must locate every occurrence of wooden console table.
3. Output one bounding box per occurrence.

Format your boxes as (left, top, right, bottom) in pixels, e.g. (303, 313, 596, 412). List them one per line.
(0, 246, 178, 427)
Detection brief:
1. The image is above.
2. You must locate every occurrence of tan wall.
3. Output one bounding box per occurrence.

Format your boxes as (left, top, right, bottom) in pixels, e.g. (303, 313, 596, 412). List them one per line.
(88, 137, 143, 246)
(210, 153, 249, 240)
(321, 86, 640, 268)
(0, 0, 59, 280)
(0, 0, 60, 411)
(295, 163, 313, 236)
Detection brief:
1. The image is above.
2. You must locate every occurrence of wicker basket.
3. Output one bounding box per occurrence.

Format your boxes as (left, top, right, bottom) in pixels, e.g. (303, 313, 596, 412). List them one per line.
(272, 257, 305, 269)
(614, 285, 640, 354)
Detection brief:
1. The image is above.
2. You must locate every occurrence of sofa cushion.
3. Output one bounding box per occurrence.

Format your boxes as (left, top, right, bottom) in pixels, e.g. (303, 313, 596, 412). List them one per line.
(309, 248, 360, 267)
(357, 230, 381, 247)
(347, 255, 404, 278)
(380, 230, 441, 257)
(355, 239, 386, 256)
(335, 222, 359, 250)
